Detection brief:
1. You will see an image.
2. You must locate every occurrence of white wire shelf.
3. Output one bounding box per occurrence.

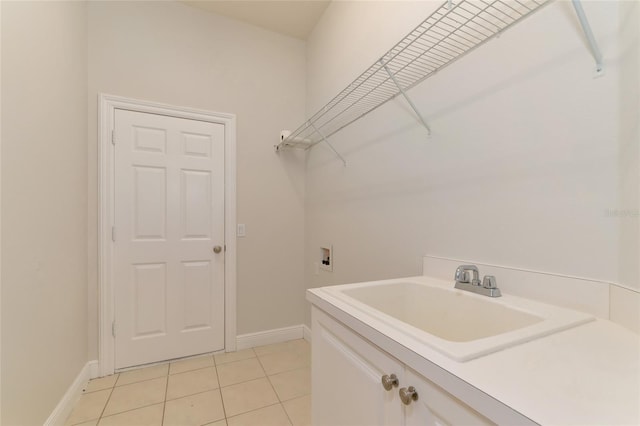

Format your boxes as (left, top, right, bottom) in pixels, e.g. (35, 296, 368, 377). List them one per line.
(276, 0, 554, 152)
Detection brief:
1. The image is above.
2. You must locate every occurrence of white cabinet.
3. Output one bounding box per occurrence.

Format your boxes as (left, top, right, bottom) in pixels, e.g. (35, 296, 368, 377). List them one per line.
(312, 306, 493, 426)
(312, 306, 403, 426)
(404, 367, 493, 426)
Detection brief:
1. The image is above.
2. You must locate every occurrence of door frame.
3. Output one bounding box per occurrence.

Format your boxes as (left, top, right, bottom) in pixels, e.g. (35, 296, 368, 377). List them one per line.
(98, 94, 237, 376)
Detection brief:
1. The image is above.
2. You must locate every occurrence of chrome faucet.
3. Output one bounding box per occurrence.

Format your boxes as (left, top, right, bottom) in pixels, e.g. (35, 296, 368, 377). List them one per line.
(454, 265, 480, 286)
(454, 265, 501, 297)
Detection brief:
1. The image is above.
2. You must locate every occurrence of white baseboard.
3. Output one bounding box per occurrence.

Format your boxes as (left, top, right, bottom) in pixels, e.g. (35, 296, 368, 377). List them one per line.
(44, 360, 95, 426)
(88, 360, 100, 379)
(303, 324, 312, 342)
(236, 324, 306, 350)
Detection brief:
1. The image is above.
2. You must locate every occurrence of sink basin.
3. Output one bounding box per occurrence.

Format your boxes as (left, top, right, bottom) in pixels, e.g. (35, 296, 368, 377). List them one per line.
(344, 282, 543, 342)
(310, 277, 594, 361)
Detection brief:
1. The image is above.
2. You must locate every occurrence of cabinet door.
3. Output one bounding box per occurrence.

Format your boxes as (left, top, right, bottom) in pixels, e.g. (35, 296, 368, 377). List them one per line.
(312, 307, 404, 426)
(404, 367, 494, 426)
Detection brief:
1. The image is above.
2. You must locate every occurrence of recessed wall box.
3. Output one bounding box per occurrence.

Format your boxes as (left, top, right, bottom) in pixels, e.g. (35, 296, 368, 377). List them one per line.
(320, 245, 333, 272)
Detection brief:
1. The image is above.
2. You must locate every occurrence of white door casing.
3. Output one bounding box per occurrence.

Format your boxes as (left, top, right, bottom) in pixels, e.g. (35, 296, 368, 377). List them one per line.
(114, 109, 225, 369)
(99, 94, 236, 375)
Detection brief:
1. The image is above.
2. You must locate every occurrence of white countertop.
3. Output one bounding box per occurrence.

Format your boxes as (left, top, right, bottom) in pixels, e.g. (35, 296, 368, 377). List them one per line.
(307, 276, 640, 425)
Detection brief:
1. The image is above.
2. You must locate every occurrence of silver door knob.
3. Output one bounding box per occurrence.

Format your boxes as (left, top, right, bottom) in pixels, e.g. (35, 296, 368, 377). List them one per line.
(381, 374, 399, 391)
(213, 246, 222, 254)
(399, 386, 418, 405)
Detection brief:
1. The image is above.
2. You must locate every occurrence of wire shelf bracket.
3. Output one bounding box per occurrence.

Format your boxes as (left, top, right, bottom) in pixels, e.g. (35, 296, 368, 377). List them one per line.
(275, 0, 604, 154)
(571, 0, 604, 76)
(380, 59, 431, 136)
(309, 122, 348, 167)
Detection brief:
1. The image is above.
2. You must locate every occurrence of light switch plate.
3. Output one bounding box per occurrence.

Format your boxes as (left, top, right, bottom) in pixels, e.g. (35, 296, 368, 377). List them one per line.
(237, 223, 246, 237)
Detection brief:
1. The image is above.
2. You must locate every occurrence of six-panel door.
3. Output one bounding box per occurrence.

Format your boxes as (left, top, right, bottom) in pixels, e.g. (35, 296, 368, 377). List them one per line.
(113, 109, 225, 369)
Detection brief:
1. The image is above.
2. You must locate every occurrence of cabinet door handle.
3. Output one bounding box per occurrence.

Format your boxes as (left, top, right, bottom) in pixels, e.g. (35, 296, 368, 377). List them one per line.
(399, 386, 419, 405)
(381, 374, 399, 391)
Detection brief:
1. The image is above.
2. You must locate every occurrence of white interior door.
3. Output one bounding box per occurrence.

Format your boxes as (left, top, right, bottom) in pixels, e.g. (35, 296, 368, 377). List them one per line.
(113, 108, 225, 369)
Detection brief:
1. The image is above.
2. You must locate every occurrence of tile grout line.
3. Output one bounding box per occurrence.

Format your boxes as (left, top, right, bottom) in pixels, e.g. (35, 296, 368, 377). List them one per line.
(98, 374, 168, 422)
(165, 386, 226, 404)
(112, 375, 166, 388)
(169, 363, 215, 376)
(224, 402, 285, 424)
(212, 353, 229, 423)
(165, 381, 221, 402)
(255, 342, 312, 377)
(255, 350, 295, 426)
(214, 352, 225, 426)
(216, 352, 269, 389)
(161, 366, 170, 426)
(116, 351, 219, 375)
(88, 362, 221, 423)
(214, 349, 258, 367)
(275, 341, 312, 426)
(75, 343, 309, 425)
(93, 383, 117, 425)
(82, 373, 120, 395)
(98, 402, 166, 423)
(273, 375, 312, 404)
(218, 347, 294, 423)
(114, 365, 169, 387)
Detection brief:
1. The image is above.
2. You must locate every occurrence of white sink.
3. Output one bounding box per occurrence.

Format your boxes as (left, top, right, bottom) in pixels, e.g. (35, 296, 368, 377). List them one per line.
(343, 282, 543, 342)
(311, 277, 594, 361)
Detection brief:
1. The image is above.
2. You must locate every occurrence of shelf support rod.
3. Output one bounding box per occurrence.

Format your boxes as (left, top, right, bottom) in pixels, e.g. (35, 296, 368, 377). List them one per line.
(310, 122, 347, 167)
(379, 60, 431, 135)
(571, 0, 603, 74)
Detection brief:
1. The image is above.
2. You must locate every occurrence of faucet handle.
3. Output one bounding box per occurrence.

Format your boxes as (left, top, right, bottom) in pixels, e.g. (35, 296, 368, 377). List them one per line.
(482, 275, 497, 289)
(454, 268, 469, 283)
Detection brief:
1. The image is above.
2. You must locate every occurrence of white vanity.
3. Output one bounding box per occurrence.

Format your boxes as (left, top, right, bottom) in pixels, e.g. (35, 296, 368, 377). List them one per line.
(307, 272, 640, 425)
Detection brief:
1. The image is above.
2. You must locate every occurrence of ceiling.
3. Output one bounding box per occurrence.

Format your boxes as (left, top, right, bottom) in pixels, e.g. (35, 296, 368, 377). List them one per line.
(182, 0, 331, 40)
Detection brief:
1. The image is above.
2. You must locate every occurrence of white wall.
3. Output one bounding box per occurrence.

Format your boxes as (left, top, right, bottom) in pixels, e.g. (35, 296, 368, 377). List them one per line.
(304, 1, 638, 325)
(618, 0, 639, 290)
(306, 1, 430, 114)
(0, 2, 3, 420)
(87, 1, 307, 359)
(1, 1, 89, 424)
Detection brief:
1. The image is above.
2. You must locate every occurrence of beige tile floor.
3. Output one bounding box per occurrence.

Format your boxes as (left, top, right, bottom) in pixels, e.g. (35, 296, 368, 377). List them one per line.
(66, 339, 311, 426)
